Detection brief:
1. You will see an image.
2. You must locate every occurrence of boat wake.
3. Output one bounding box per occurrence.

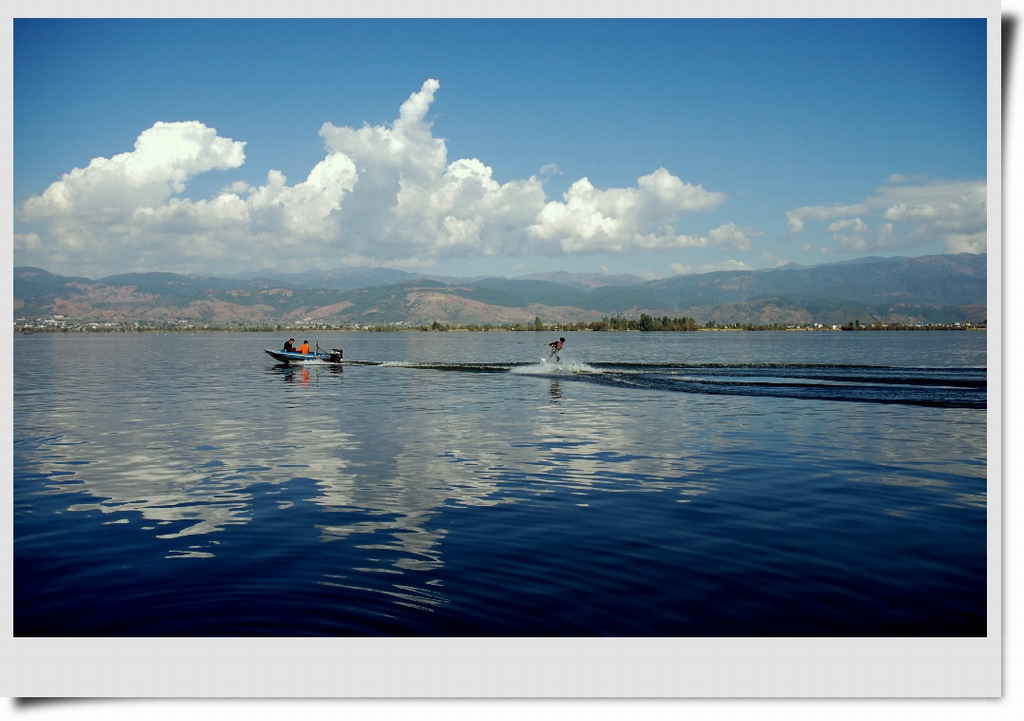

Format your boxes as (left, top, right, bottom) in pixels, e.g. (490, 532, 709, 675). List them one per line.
(332, 359, 986, 408)
(510, 359, 601, 375)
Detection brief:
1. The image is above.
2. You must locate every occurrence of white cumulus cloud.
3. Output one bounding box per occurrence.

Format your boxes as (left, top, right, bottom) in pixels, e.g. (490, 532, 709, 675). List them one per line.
(23, 121, 246, 220)
(826, 217, 873, 252)
(17, 79, 733, 276)
(787, 176, 985, 255)
(786, 203, 867, 234)
(669, 258, 752, 276)
(708, 222, 760, 251)
(527, 169, 725, 254)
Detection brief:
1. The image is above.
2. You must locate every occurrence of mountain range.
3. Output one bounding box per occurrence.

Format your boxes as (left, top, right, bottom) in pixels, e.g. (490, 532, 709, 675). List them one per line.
(13, 253, 987, 327)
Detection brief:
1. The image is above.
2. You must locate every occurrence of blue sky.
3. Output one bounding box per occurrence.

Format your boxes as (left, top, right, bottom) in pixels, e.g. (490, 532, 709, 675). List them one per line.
(12, 15, 989, 280)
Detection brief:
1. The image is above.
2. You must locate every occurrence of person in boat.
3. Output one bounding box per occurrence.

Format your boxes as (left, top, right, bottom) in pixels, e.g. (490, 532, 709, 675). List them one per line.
(299, 340, 311, 354)
(282, 338, 297, 352)
(548, 337, 565, 363)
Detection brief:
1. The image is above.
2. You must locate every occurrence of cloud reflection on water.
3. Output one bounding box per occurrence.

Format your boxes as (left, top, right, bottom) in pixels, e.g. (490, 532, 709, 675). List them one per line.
(13, 332, 989, 636)
(19, 356, 731, 575)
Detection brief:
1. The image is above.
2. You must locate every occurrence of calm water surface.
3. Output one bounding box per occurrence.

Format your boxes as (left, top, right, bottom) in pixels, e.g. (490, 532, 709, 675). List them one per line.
(13, 331, 987, 636)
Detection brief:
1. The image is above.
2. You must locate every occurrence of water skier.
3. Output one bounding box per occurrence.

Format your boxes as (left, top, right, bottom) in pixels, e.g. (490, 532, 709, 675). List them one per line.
(547, 337, 565, 363)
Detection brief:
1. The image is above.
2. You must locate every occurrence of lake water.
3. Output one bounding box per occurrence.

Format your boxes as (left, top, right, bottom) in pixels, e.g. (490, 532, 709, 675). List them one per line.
(13, 330, 988, 636)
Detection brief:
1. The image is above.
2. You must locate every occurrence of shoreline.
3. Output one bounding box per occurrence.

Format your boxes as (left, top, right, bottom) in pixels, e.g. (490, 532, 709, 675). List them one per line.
(14, 325, 987, 335)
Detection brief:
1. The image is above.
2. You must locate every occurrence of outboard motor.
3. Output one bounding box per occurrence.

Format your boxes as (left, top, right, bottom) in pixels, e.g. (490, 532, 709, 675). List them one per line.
(328, 348, 343, 362)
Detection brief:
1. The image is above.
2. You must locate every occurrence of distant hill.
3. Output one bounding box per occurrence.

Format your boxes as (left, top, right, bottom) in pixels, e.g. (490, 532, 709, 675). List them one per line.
(226, 267, 423, 291)
(13, 253, 987, 327)
(645, 253, 986, 307)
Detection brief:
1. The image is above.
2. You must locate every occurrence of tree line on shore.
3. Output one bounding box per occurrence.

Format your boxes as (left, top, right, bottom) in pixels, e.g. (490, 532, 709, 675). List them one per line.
(425, 314, 699, 332)
(15, 312, 985, 334)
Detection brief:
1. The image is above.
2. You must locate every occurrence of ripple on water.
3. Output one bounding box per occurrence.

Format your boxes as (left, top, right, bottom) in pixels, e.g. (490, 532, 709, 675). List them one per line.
(14, 331, 987, 636)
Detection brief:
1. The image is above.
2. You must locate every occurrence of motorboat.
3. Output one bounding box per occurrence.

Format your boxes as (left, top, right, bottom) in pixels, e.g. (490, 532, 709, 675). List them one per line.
(264, 347, 343, 364)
